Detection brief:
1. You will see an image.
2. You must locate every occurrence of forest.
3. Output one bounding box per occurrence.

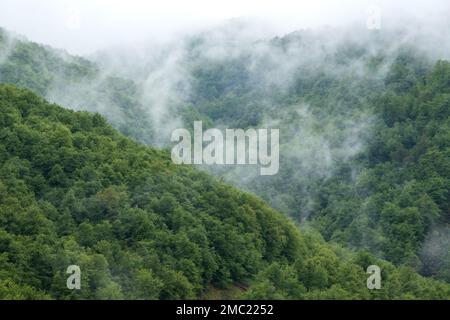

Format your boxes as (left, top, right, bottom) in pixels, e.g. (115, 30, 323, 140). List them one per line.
(1, 84, 449, 299)
(0, 23, 449, 299)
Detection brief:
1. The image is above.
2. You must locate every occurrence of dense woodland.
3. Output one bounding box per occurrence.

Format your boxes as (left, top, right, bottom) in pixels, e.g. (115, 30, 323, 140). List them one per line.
(0, 26, 449, 299)
(1, 85, 450, 299)
(196, 44, 450, 281)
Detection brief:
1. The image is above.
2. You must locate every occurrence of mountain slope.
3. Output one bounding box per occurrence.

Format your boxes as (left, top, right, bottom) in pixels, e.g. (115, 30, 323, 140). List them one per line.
(0, 25, 449, 287)
(1, 84, 450, 299)
(0, 27, 154, 145)
(147, 29, 450, 275)
(0, 83, 299, 299)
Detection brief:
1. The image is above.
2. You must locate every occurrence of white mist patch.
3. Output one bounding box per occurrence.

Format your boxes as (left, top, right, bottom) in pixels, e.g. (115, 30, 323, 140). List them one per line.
(420, 226, 450, 279)
(0, 30, 19, 80)
(45, 71, 127, 124)
(140, 47, 191, 147)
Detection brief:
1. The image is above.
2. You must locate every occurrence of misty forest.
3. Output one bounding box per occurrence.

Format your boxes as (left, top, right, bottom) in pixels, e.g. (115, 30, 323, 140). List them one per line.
(0, 17, 449, 300)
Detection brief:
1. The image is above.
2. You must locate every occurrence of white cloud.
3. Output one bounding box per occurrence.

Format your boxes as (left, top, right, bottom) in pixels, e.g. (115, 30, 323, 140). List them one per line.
(0, 0, 449, 54)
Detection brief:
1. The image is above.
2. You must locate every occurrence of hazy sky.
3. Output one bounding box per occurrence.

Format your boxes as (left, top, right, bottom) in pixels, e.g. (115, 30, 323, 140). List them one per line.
(0, 0, 448, 55)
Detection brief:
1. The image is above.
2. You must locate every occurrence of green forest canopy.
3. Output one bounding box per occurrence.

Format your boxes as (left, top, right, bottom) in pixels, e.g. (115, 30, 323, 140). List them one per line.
(0, 26, 449, 298)
(0, 84, 449, 299)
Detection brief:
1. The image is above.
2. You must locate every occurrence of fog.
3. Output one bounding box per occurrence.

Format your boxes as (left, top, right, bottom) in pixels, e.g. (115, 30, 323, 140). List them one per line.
(2, 0, 449, 192)
(0, 0, 449, 55)
(2, 0, 448, 207)
(0, 0, 449, 282)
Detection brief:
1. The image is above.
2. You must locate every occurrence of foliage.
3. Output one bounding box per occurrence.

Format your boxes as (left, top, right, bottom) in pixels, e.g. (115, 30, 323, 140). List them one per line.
(1, 85, 448, 299)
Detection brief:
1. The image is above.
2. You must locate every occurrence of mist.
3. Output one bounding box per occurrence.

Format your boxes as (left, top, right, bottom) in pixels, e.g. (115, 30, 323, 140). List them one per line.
(0, 0, 449, 55)
(2, 1, 449, 216)
(2, 0, 450, 302)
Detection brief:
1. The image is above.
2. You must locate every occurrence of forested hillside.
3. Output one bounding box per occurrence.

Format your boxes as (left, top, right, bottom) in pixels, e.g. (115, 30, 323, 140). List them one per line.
(1, 84, 450, 299)
(190, 48, 450, 280)
(309, 60, 450, 273)
(137, 28, 448, 281)
(149, 29, 450, 280)
(0, 27, 154, 145)
(0, 25, 449, 295)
